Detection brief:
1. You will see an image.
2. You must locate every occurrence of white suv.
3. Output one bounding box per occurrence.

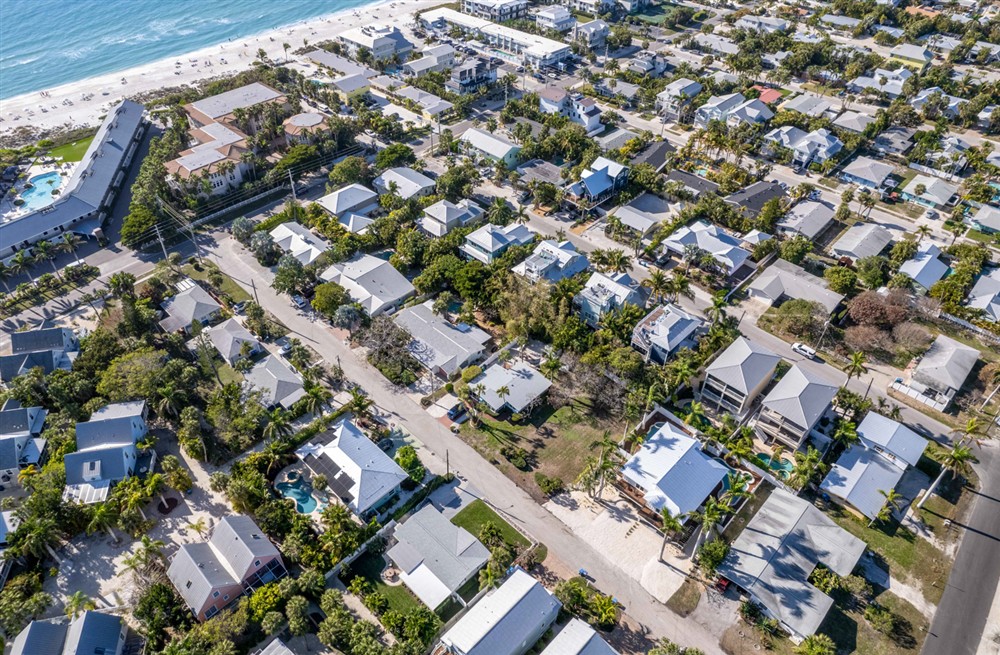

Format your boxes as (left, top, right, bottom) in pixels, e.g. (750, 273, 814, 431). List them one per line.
(791, 342, 817, 359)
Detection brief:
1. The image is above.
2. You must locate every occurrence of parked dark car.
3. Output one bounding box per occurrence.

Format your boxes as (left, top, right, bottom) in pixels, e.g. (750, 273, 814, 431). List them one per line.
(447, 403, 467, 420)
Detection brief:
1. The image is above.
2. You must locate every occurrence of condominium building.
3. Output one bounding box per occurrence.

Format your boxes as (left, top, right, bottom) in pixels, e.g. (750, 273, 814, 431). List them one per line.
(421, 8, 571, 68)
(338, 23, 414, 61)
(462, 0, 529, 21)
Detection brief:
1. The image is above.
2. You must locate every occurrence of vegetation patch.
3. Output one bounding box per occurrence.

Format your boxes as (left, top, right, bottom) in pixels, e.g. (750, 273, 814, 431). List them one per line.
(451, 499, 529, 550)
(665, 579, 702, 617)
(47, 135, 95, 162)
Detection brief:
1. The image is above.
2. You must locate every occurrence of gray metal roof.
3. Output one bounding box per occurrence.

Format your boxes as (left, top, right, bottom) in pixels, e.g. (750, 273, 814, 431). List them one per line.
(244, 355, 307, 409)
(75, 416, 140, 451)
(255, 639, 297, 655)
(211, 515, 282, 580)
(749, 259, 844, 314)
(540, 618, 619, 655)
(89, 400, 145, 421)
(0, 405, 45, 438)
(830, 223, 893, 260)
(777, 201, 834, 240)
(912, 335, 978, 394)
(387, 504, 490, 592)
(10, 328, 75, 354)
(168, 542, 237, 613)
(394, 302, 491, 376)
(474, 362, 552, 413)
(761, 365, 838, 431)
(189, 82, 283, 120)
(0, 350, 63, 383)
(718, 489, 866, 639)
(320, 254, 415, 316)
(0, 100, 145, 252)
(820, 445, 905, 519)
(705, 337, 781, 395)
(159, 281, 222, 333)
(63, 611, 124, 655)
(11, 619, 68, 655)
(64, 444, 136, 485)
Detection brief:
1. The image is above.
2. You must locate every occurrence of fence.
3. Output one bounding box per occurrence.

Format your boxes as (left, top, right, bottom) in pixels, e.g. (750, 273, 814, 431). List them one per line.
(908, 162, 962, 184)
(940, 312, 1000, 345)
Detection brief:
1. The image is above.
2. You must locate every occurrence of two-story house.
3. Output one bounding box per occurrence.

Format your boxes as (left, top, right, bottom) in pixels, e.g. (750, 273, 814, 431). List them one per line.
(754, 365, 838, 450)
(574, 271, 646, 328)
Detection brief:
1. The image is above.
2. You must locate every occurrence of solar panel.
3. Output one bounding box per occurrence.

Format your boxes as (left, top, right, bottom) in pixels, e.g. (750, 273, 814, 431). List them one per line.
(306, 453, 355, 505)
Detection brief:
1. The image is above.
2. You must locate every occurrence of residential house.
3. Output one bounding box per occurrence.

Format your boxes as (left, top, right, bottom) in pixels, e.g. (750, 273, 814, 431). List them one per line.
(573, 20, 610, 49)
(0, 328, 79, 384)
(0, 99, 145, 260)
(0, 399, 47, 484)
(446, 58, 498, 95)
(560, 0, 613, 16)
(595, 127, 638, 152)
(727, 98, 775, 127)
(613, 192, 673, 238)
(387, 504, 490, 609)
(566, 157, 630, 207)
(776, 200, 835, 241)
(763, 125, 807, 157)
(927, 134, 969, 174)
(874, 126, 916, 156)
(665, 170, 720, 198)
(701, 337, 781, 416)
(203, 318, 261, 366)
(628, 51, 670, 77)
(840, 156, 896, 191)
(574, 271, 646, 327)
(819, 14, 863, 31)
(436, 568, 561, 655)
(282, 112, 330, 145)
(821, 413, 927, 519)
(901, 175, 958, 209)
(321, 254, 415, 316)
(244, 355, 307, 410)
(11, 611, 128, 655)
(461, 127, 521, 168)
(513, 240, 589, 283)
(540, 619, 619, 655)
(419, 199, 484, 237)
(538, 88, 603, 134)
(317, 184, 379, 220)
(394, 301, 491, 378)
(269, 221, 331, 265)
(403, 44, 457, 77)
(463, 0, 529, 21)
(847, 67, 912, 99)
(306, 50, 378, 77)
(168, 515, 286, 620)
(830, 223, 893, 261)
(629, 140, 675, 173)
(64, 401, 148, 504)
(374, 167, 436, 200)
(253, 640, 296, 655)
(159, 279, 223, 334)
(972, 205, 1000, 234)
(694, 93, 746, 128)
(593, 79, 640, 107)
(790, 129, 843, 167)
(725, 181, 785, 220)
(755, 365, 838, 450)
(631, 304, 706, 364)
(911, 87, 968, 118)
(968, 268, 1000, 321)
(692, 33, 740, 57)
(330, 74, 371, 104)
(338, 23, 414, 60)
(979, 105, 998, 131)
(472, 361, 552, 414)
(902, 335, 978, 410)
(718, 490, 866, 641)
(395, 86, 455, 120)
(535, 5, 576, 31)
(656, 78, 703, 123)
(620, 418, 729, 524)
(780, 93, 833, 119)
(296, 420, 409, 516)
(662, 220, 751, 275)
(889, 43, 934, 71)
(735, 15, 789, 32)
(748, 259, 845, 315)
(833, 111, 876, 134)
(460, 223, 534, 263)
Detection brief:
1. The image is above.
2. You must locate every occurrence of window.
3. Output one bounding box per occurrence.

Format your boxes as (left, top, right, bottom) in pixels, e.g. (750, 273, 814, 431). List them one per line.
(223, 595, 230, 601)
(185, 581, 192, 589)
(213, 591, 220, 598)
(254, 560, 261, 567)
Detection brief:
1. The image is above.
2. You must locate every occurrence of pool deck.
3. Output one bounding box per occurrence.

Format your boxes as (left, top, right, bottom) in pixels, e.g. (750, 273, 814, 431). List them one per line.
(0, 160, 77, 222)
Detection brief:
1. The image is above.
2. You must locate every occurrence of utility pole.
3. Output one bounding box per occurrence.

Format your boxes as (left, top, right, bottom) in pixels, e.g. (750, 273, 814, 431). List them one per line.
(154, 224, 169, 261)
(446, 450, 450, 479)
(251, 278, 260, 304)
(288, 169, 297, 202)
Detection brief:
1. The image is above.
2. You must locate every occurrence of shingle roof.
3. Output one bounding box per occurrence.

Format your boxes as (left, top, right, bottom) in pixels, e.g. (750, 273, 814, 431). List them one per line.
(474, 362, 552, 413)
(968, 268, 1000, 321)
(777, 201, 834, 240)
(912, 335, 978, 394)
(663, 220, 751, 272)
(159, 280, 221, 333)
(205, 318, 260, 363)
(373, 167, 436, 199)
(317, 184, 378, 217)
(10, 328, 74, 354)
(749, 259, 844, 314)
(62, 611, 124, 655)
(320, 254, 415, 315)
(11, 620, 69, 655)
(621, 420, 729, 517)
(830, 223, 893, 260)
(899, 243, 948, 290)
(244, 355, 306, 409)
(718, 490, 866, 639)
(820, 445, 905, 519)
(189, 82, 283, 119)
(705, 337, 780, 394)
(761, 365, 838, 431)
(841, 156, 895, 187)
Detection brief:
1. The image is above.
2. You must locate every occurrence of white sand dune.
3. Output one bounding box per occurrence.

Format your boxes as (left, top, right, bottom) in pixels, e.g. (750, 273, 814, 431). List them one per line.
(0, 0, 441, 146)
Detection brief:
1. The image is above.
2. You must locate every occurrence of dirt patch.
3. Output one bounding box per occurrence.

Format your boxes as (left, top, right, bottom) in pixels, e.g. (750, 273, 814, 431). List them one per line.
(157, 498, 179, 515)
(666, 578, 703, 617)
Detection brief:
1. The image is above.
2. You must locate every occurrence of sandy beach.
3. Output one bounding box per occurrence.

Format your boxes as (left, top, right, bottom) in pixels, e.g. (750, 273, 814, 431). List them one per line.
(0, 0, 441, 147)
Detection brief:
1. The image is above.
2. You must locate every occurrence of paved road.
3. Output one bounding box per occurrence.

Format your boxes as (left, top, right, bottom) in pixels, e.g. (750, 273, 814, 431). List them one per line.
(199, 233, 727, 655)
(923, 444, 1000, 655)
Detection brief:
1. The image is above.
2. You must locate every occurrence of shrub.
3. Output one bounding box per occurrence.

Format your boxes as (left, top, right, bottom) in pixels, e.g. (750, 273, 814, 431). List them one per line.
(864, 603, 895, 635)
(535, 473, 565, 496)
(363, 591, 388, 616)
(697, 540, 729, 576)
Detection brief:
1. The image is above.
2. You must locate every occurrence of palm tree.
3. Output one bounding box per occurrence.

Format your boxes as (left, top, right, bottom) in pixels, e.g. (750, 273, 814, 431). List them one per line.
(513, 205, 529, 225)
(832, 420, 858, 447)
(659, 508, 684, 561)
(689, 496, 732, 554)
(86, 502, 120, 541)
(602, 249, 631, 274)
(32, 240, 58, 281)
(64, 591, 97, 618)
(642, 269, 670, 306)
(872, 488, 903, 526)
(9, 250, 33, 279)
(302, 385, 332, 416)
(683, 401, 708, 429)
(917, 443, 977, 509)
(591, 432, 622, 499)
(121, 535, 166, 576)
(844, 351, 868, 381)
(708, 291, 728, 324)
(0, 261, 11, 292)
(496, 385, 511, 408)
(486, 197, 512, 224)
(155, 383, 185, 420)
(14, 515, 63, 562)
(186, 517, 208, 538)
(916, 224, 932, 244)
(669, 271, 692, 302)
(540, 356, 562, 379)
(789, 446, 827, 490)
(795, 634, 835, 655)
(59, 233, 82, 266)
(955, 417, 982, 446)
(263, 409, 294, 441)
(347, 387, 374, 421)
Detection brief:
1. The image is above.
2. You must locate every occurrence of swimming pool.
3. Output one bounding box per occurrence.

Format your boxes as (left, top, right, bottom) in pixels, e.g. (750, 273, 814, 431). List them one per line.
(756, 452, 794, 478)
(276, 477, 318, 514)
(19, 171, 63, 211)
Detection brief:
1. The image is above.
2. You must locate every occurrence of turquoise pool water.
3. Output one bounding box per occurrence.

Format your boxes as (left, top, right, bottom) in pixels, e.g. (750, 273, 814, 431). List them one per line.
(276, 478, 318, 514)
(757, 452, 793, 478)
(20, 172, 63, 211)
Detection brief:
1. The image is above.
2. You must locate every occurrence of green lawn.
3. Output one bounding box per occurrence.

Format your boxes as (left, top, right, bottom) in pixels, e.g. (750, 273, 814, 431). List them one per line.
(451, 499, 529, 549)
(342, 550, 425, 616)
(181, 262, 251, 303)
(458, 399, 624, 501)
(48, 136, 95, 162)
(216, 362, 243, 386)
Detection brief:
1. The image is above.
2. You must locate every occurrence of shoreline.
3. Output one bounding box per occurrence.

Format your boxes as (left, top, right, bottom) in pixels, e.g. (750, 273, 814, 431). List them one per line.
(0, 0, 441, 147)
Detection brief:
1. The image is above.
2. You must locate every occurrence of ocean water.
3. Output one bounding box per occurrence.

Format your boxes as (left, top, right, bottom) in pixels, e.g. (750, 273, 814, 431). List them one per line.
(0, 0, 371, 100)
